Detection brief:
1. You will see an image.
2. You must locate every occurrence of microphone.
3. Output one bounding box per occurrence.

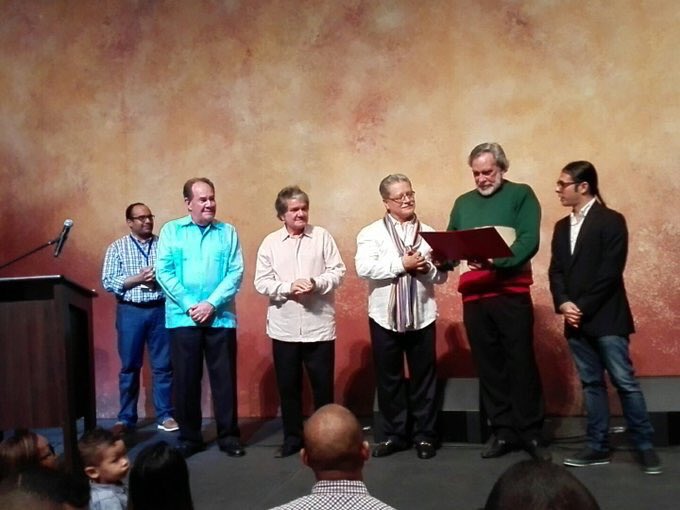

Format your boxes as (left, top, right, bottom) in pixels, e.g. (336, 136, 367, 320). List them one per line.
(53, 219, 74, 257)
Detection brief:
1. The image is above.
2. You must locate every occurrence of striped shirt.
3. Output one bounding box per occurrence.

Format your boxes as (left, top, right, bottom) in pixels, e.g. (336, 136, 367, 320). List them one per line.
(102, 234, 164, 303)
(269, 480, 397, 510)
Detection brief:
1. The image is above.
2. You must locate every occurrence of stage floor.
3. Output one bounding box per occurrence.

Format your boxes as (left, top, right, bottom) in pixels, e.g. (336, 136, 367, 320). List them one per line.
(41, 418, 680, 510)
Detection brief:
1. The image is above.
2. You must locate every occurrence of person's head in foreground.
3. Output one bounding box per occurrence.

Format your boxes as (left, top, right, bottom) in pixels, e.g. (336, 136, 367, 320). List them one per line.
(128, 441, 194, 510)
(78, 427, 129, 485)
(0, 428, 59, 479)
(302, 404, 369, 481)
(484, 459, 600, 510)
(0, 466, 90, 510)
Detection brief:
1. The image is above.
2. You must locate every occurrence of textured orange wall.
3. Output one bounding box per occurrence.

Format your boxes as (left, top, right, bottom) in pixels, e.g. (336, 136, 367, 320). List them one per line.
(1, 1, 678, 419)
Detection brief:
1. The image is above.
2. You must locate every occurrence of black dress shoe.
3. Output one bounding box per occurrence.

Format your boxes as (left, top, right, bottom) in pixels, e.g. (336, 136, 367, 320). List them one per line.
(219, 441, 246, 457)
(481, 439, 517, 459)
(372, 440, 409, 458)
(176, 441, 206, 459)
(275, 443, 302, 458)
(415, 441, 436, 459)
(523, 438, 552, 462)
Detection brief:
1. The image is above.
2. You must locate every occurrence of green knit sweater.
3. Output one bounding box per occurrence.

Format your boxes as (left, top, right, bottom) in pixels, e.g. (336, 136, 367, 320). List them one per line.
(446, 180, 541, 300)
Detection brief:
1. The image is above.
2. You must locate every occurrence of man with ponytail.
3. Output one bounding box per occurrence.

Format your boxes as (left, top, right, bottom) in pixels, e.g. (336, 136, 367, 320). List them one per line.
(549, 160, 661, 474)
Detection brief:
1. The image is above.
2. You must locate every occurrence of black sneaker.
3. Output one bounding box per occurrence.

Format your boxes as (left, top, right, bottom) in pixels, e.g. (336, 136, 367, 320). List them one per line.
(638, 449, 662, 475)
(563, 447, 611, 467)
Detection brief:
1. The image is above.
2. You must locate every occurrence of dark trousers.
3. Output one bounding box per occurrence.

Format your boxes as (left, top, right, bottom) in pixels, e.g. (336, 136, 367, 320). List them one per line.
(369, 319, 437, 443)
(463, 293, 544, 442)
(169, 327, 239, 445)
(273, 339, 334, 447)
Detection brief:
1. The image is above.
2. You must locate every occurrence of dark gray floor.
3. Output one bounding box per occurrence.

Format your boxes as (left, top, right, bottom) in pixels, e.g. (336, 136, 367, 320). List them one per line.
(42, 418, 680, 510)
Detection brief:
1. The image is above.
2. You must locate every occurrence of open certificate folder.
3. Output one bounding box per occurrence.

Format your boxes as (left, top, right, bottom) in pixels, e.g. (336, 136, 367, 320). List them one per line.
(420, 227, 513, 261)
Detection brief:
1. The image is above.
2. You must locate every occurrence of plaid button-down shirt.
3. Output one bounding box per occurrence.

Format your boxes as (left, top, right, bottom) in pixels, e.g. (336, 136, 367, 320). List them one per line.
(269, 480, 397, 510)
(102, 234, 164, 303)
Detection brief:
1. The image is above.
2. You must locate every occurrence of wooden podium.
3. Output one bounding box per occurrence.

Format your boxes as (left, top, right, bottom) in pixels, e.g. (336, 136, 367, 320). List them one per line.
(0, 275, 97, 470)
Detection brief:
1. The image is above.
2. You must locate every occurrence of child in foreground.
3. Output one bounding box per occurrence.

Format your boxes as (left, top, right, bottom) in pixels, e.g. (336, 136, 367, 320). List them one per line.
(78, 427, 130, 510)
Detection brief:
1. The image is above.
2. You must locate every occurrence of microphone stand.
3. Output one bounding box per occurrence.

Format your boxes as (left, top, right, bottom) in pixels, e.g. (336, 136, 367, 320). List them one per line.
(0, 236, 60, 271)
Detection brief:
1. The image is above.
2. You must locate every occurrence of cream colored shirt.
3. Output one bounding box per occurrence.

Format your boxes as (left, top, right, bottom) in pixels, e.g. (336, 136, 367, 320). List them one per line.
(254, 225, 346, 342)
(355, 216, 448, 331)
(570, 198, 597, 254)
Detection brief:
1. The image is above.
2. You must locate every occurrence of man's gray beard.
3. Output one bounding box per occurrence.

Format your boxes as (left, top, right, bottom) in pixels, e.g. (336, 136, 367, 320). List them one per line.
(477, 180, 502, 196)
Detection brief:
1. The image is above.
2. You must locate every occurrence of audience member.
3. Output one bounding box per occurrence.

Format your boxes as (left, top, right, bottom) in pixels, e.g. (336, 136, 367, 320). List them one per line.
(128, 441, 193, 510)
(78, 428, 130, 510)
(269, 404, 397, 510)
(483, 459, 600, 510)
(0, 465, 90, 509)
(0, 428, 59, 480)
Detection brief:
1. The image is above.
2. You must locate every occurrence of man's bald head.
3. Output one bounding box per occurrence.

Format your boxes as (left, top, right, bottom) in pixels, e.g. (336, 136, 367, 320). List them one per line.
(302, 404, 368, 478)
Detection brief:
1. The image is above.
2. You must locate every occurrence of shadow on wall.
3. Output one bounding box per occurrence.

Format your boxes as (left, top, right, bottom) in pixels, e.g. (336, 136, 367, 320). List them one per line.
(436, 303, 584, 417)
(338, 339, 375, 417)
(93, 345, 116, 413)
(440, 320, 476, 378)
(533, 303, 582, 416)
(256, 353, 279, 419)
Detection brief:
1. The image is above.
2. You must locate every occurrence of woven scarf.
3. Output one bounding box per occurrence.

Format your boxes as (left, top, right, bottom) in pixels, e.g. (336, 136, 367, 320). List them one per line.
(383, 213, 422, 332)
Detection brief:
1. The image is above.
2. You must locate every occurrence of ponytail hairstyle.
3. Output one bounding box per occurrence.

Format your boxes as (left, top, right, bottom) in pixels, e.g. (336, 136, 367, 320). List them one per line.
(561, 161, 606, 207)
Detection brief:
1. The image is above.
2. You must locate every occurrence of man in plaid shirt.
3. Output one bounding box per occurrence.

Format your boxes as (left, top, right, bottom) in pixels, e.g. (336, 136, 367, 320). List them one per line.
(268, 404, 397, 510)
(102, 203, 178, 435)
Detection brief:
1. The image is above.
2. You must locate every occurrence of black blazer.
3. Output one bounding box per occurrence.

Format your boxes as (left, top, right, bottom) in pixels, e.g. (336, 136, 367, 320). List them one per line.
(549, 201, 634, 337)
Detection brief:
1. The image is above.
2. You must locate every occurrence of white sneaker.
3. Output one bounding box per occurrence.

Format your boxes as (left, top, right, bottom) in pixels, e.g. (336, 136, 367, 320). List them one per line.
(157, 418, 179, 432)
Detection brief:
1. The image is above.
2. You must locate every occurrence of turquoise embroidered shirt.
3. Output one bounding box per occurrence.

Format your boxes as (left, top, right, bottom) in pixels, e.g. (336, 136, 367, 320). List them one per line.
(156, 215, 243, 328)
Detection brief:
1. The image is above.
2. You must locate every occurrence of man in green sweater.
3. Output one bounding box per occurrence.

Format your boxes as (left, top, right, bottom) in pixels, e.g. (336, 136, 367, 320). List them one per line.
(446, 142, 549, 461)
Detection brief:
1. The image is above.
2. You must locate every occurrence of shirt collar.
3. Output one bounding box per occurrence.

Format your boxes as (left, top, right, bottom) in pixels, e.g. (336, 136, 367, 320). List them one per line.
(571, 197, 597, 222)
(178, 215, 218, 229)
(387, 213, 417, 227)
(129, 233, 155, 244)
(278, 224, 313, 241)
(311, 480, 369, 495)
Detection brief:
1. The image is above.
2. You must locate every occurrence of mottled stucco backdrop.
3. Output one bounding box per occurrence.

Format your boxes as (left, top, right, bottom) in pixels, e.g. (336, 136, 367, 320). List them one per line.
(1, 0, 678, 420)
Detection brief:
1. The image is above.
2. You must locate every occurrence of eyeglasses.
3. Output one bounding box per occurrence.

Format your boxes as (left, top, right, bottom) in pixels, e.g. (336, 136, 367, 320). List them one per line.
(386, 191, 416, 203)
(40, 443, 56, 461)
(130, 215, 155, 222)
(555, 180, 581, 190)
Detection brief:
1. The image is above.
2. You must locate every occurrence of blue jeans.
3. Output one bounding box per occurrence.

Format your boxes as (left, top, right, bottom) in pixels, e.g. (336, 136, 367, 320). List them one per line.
(116, 302, 173, 426)
(567, 334, 654, 451)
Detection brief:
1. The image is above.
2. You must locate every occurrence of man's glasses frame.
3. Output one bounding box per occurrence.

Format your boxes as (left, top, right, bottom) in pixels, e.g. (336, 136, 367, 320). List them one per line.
(386, 191, 416, 203)
(555, 180, 582, 191)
